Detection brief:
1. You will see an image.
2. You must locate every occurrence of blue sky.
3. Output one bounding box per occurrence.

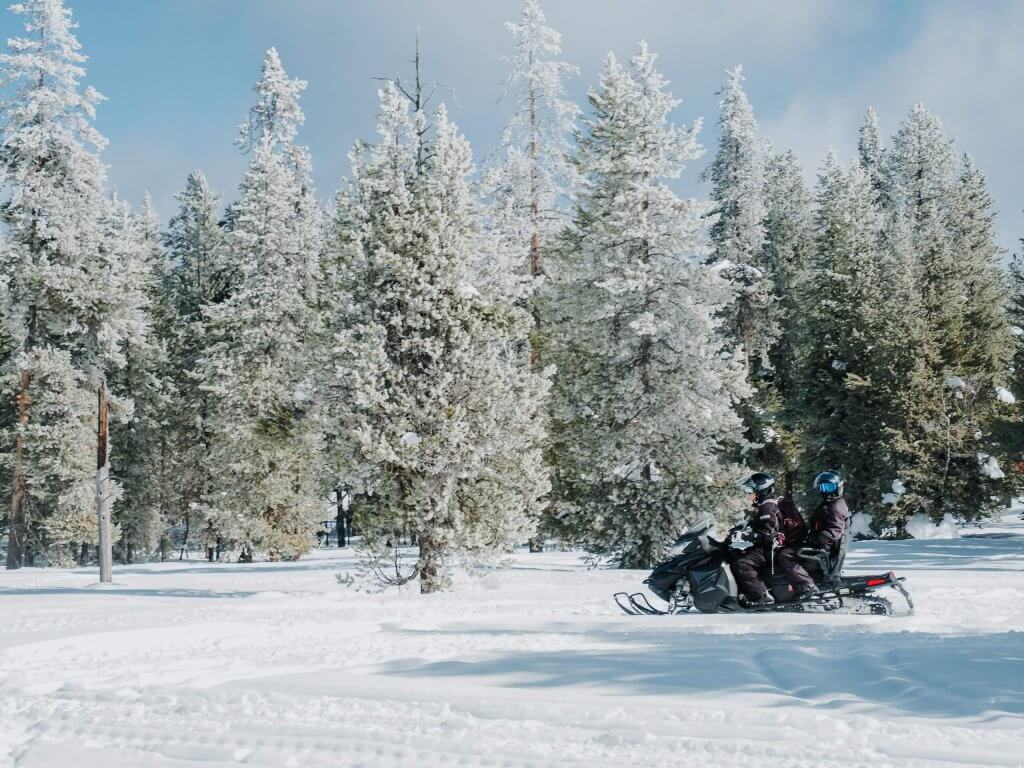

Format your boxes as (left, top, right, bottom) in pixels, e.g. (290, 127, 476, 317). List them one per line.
(2, 1, 1021, 252)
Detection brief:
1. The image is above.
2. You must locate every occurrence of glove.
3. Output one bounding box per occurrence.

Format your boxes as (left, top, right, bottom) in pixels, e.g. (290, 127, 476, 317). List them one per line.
(729, 533, 754, 551)
(774, 532, 785, 548)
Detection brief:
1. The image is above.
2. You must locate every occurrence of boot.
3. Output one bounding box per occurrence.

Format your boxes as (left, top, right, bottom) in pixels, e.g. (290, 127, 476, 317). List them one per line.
(740, 591, 775, 609)
(793, 586, 817, 602)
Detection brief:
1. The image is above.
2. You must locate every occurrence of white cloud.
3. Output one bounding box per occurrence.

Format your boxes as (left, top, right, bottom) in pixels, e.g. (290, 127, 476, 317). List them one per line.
(763, 1, 1024, 251)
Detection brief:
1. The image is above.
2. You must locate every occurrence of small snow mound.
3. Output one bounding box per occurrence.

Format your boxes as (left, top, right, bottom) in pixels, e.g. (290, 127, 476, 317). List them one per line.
(850, 511, 874, 538)
(831, 359, 847, 371)
(400, 431, 422, 447)
(882, 478, 906, 506)
(978, 453, 1005, 480)
(906, 512, 960, 540)
(945, 376, 965, 389)
(995, 386, 1016, 404)
(1012, 325, 1024, 336)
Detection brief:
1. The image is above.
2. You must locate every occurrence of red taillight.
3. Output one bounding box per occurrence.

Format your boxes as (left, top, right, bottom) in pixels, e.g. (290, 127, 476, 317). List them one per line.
(866, 577, 887, 587)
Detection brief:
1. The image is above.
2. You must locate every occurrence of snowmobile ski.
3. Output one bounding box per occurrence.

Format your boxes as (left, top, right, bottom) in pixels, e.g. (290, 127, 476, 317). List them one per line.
(614, 591, 668, 615)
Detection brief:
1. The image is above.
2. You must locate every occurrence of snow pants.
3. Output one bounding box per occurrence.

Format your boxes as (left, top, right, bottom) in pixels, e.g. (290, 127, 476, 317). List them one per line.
(777, 546, 815, 592)
(732, 547, 771, 601)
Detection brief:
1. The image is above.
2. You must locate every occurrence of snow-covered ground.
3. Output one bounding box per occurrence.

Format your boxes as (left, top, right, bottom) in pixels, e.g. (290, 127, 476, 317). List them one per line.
(3, 518, 1024, 767)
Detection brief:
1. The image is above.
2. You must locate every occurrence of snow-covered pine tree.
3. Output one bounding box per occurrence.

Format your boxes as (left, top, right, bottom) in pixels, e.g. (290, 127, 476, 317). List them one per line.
(761, 149, 814, 491)
(949, 156, 1013, 375)
(857, 107, 891, 207)
(796, 155, 921, 513)
(334, 85, 550, 591)
(1005, 248, 1024, 499)
(887, 106, 1014, 523)
(162, 171, 232, 557)
(546, 44, 748, 568)
(0, 0, 146, 574)
(489, 0, 579, 362)
(236, 47, 323, 308)
(108, 195, 173, 563)
(702, 66, 772, 373)
(200, 50, 325, 561)
(0, 346, 96, 567)
(701, 66, 788, 483)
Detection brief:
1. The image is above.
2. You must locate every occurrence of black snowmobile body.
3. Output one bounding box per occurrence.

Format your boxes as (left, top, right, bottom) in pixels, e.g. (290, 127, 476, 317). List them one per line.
(615, 519, 913, 616)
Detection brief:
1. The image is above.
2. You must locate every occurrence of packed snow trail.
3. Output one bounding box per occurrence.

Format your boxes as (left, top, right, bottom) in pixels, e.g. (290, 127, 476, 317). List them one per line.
(2, 518, 1024, 767)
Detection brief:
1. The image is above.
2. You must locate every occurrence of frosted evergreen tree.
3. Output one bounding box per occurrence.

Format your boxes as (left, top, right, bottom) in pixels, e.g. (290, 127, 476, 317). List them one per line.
(162, 171, 232, 557)
(0, 0, 146, 574)
(236, 47, 322, 307)
(857, 107, 891, 207)
(1005, 248, 1024, 499)
(108, 195, 172, 563)
(489, 0, 579, 362)
(200, 51, 325, 561)
(797, 156, 922, 513)
(761, 150, 814, 490)
(334, 86, 550, 591)
(546, 45, 748, 568)
(949, 156, 1012, 374)
(702, 66, 773, 374)
(886, 107, 1013, 522)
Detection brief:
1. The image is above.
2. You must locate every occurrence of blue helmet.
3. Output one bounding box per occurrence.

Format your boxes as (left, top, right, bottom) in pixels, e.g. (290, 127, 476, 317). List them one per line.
(814, 470, 844, 498)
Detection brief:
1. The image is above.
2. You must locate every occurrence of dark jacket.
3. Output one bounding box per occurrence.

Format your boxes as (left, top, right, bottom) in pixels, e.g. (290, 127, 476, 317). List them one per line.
(779, 497, 807, 547)
(748, 497, 782, 548)
(807, 496, 850, 551)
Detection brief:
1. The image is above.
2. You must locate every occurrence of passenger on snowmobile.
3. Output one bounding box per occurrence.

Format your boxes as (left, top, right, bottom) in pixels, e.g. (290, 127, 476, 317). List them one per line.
(777, 470, 851, 597)
(732, 472, 782, 608)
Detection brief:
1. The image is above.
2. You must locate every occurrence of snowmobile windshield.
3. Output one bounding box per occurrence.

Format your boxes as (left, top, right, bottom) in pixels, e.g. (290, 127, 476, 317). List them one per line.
(668, 517, 715, 556)
(675, 517, 714, 542)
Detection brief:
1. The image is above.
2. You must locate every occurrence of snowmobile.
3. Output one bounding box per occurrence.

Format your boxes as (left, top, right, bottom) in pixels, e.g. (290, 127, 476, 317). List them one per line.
(614, 517, 913, 617)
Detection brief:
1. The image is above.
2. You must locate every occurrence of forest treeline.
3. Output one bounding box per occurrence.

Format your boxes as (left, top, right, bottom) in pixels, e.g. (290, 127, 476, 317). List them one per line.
(1, 0, 1021, 589)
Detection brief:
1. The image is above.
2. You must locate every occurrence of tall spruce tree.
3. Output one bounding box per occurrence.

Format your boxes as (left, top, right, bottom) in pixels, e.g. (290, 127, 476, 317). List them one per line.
(702, 66, 772, 373)
(797, 155, 922, 513)
(546, 44, 748, 568)
(702, 66, 787, 481)
(761, 150, 814, 491)
(162, 171, 232, 557)
(0, 0, 147, 573)
(857, 107, 892, 207)
(1005, 247, 1024, 496)
(334, 86, 549, 591)
(490, 0, 579, 360)
(200, 51, 325, 561)
(886, 106, 1013, 523)
(108, 195, 173, 563)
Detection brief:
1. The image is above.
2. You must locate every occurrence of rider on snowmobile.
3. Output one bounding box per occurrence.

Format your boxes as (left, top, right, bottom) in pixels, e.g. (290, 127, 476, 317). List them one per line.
(732, 472, 782, 608)
(777, 470, 851, 598)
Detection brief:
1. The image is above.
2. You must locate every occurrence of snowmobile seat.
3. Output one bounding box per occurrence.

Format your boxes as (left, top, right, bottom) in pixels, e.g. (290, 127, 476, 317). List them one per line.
(798, 527, 851, 581)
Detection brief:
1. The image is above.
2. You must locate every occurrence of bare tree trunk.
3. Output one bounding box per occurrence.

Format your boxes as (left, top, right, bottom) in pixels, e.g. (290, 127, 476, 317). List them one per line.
(7, 369, 31, 570)
(179, 509, 190, 560)
(418, 530, 448, 594)
(96, 379, 113, 583)
(528, 73, 541, 368)
(524, 71, 546, 557)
